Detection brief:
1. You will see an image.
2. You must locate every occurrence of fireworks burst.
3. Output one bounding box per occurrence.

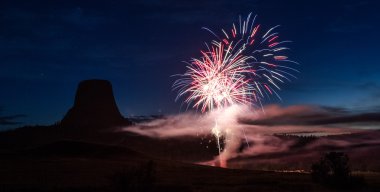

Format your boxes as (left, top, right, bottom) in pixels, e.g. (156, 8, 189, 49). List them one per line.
(173, 13, 298, 165)
(174, 13, 298, 112)
(174, 43, 255, 112)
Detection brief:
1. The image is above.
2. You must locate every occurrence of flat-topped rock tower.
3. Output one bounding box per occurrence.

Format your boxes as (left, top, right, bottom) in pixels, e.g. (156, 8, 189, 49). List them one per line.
(61, 79, 130, 129)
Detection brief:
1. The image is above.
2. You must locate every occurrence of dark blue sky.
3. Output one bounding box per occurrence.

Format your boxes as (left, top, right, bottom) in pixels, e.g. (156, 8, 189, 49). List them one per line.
(1, 0, 379, 128)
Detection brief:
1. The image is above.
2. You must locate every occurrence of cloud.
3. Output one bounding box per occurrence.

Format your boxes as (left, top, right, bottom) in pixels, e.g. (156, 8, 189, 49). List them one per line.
(0, 114, 26, 125)
(0, 106, 26, 126)
(352, 82, 380, 111)
(239, 104, 380, 126)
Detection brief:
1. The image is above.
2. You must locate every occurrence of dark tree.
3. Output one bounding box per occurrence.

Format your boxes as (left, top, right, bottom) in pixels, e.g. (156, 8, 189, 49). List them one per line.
(311, 152, 350, 183)
(311, 152, 365, 189)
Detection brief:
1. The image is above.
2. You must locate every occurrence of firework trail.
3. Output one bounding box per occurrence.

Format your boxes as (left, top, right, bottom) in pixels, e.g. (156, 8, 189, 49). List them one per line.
(173, 13, 298, 166)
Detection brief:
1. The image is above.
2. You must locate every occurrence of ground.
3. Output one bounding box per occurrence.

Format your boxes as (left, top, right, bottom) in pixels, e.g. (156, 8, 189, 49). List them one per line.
(0, 140, 379, 191)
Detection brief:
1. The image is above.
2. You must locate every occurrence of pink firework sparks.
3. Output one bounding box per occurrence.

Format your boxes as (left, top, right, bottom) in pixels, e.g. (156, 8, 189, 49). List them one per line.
(174, 43, 255, 112)
(174, 13, 298, 112)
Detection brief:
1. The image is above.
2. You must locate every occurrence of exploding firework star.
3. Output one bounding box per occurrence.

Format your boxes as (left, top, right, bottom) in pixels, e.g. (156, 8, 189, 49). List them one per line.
(173, 13, 298, 165)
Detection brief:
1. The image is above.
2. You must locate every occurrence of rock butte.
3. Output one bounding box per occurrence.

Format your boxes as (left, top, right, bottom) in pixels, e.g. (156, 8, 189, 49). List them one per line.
(61, 79, 131, 130)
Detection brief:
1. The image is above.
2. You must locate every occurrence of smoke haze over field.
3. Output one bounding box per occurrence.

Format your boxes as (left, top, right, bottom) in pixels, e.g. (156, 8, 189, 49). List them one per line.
(124, 104, 380, 167)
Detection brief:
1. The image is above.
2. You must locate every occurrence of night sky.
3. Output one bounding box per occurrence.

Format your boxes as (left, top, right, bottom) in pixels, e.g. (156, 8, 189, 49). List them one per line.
(1, 0, 379, 129)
